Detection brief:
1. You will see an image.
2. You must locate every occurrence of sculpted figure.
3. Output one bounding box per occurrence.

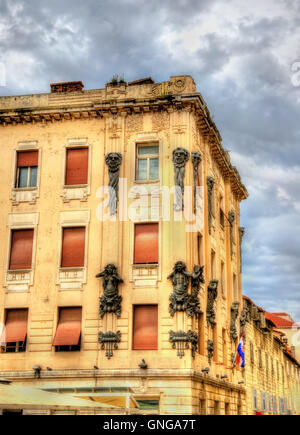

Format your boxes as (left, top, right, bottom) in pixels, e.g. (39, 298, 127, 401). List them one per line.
(230, 301, 240, 342)
(172, 148, 189, 211)
(105, 152, 122, 215)
(168, 261, 191, 316)
(206, 176, 215, 234)
(191, 152, 202, 213)
(206, 279, 218, 326)
(186, 265, 205, 318)
(96, 264, 123, 318)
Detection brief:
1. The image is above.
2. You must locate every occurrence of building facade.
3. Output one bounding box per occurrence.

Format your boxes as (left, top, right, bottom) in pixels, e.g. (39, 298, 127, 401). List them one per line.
(0, 76, 298, 415)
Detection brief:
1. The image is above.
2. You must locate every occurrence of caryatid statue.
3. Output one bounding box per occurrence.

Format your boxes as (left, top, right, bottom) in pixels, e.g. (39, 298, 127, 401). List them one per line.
(96, 264, 123, 318)
(105, 152, 122, 215)
(191, 151, 202, 213)
(172, 147, 189, 211)
(168, 261, 191, 316)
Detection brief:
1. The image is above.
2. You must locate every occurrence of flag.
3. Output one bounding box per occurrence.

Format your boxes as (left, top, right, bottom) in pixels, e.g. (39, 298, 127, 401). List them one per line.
(236, 331, 245, 368)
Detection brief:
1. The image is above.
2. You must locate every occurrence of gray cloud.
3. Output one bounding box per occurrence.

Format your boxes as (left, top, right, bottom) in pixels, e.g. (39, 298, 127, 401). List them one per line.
(0, 0, 299, 320)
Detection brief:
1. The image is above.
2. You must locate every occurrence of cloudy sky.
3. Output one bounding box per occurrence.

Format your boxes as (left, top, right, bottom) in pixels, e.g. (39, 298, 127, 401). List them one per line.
(0, 0, 299, 321)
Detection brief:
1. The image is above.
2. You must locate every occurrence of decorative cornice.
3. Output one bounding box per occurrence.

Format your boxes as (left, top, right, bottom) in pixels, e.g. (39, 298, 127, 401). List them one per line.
(0, 82, 248, 200)
(0, 369, 246, 392)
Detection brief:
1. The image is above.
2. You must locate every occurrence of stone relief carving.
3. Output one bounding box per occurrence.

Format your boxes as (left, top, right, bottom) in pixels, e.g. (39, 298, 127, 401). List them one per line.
(207, 339, 214, 364)
(152, 111, 170, 132)
(98, 331, 121, 359)
(186, 265, 205, 318)
(172, 147, 189, 211)
(228, 210, 235, 259)
(207, 176, 215, 234)
(168, 261, 191, 316)
(239, 227, 245, 272)
(168, 262, 204, 318)
(169, 330, 198, 358)
(230, 301, 240, 342)
(96, 264, 123, 318)
(105, 152, 122, 215)
(206, 280, 218, 326)
(191, 151, 202, 214)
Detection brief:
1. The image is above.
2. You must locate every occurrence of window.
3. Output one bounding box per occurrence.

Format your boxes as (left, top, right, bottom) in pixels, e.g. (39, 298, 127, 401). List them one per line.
(0, 309, 28, 353)
(213, 401, 220, 415)
(261, 391, 266, 412)
(219, 195, 225, 228)
(53, 307, 82, 352)
(135, 400, 159, 413)
(199, 399, 206, 415)
(134, 223, 158, 264)
(198, 313, 204, 355)
(233, 273, 237, 301)
(133, 305, 158, 350)
(211, 249, 216, 279)
(197, 233, 203, 265)
(250, 342, 255, 365)
(9, 229, 34, 270)
(220, 261, 225, 297)
(15, 151, 38, 188)
(65, 147, 89, 185)
(273, 396, 278, 414)
(253, 388, 258, 411)
(225, 402, 230, 415)
(213, 325, 218, 362)
(222, 329, 227, 366)
(61, 227, 85, 268)
(136, 144, 159, 181)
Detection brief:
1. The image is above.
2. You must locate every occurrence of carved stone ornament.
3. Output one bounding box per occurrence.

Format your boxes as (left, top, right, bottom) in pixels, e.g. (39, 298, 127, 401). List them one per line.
(186, 265, 205, 318)
(206, 280, 218, 326)
(168, 261, 191, 316)
(231, 352, 236, 370)
(240, 306, 249, 333)
(239, 227, 245, 272)
(98, 331, 121, 359)
(96, 264, 123, 318)
(228, 210, 235, 259)
(207, 339, 214, 364)
(191, 151, 202, 213)
(169, 330, 198, 358)
(230, 301, 240, 342)
(206, 176, 215, 234)
(172, 147, 189, 211)
(105, 152, 123, 215)
(168, 262, 204, 318)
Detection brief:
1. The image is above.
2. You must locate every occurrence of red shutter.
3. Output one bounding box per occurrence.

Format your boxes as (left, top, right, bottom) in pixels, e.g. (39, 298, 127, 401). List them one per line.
(65, 148, 88, 185)
(134, 223, 158, 264)
(17, 151, 38, 167)
(61, 227, 85, 268)
(1, 309, 28, 343)
(133, 305, 158, 350)
(53, 308, 82, 346)
(9, 229, 34, 270)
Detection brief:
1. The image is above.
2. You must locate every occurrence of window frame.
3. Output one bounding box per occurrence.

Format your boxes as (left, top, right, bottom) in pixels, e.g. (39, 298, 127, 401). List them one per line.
(132, 304, 158, 351)
(135, 143, 159, 183)
(1, 309, 28, 353)
(64, 146, 89, 187)
(53, 306, 82, 353)
(8, 228, 34, 272)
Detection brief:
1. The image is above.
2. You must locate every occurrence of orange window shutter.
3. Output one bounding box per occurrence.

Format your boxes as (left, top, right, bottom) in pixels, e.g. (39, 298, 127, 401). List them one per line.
(133, 305, 158, 350)
(2, 309, 28, 343)
(53, 308, 82, 346)
(61, 227, 85, 268)
(65, 148, 88, 185)
(9, 229, 34, 270)
(17, 151, 38, 167)
(134, 223, 158, 264)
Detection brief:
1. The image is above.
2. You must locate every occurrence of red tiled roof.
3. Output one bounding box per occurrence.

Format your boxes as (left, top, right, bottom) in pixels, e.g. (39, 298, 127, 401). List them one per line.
(265, 312, 295, 328)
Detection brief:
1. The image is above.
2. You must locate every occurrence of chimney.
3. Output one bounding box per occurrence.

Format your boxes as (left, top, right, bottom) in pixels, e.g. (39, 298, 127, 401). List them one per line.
(50, 81, 84, 93)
